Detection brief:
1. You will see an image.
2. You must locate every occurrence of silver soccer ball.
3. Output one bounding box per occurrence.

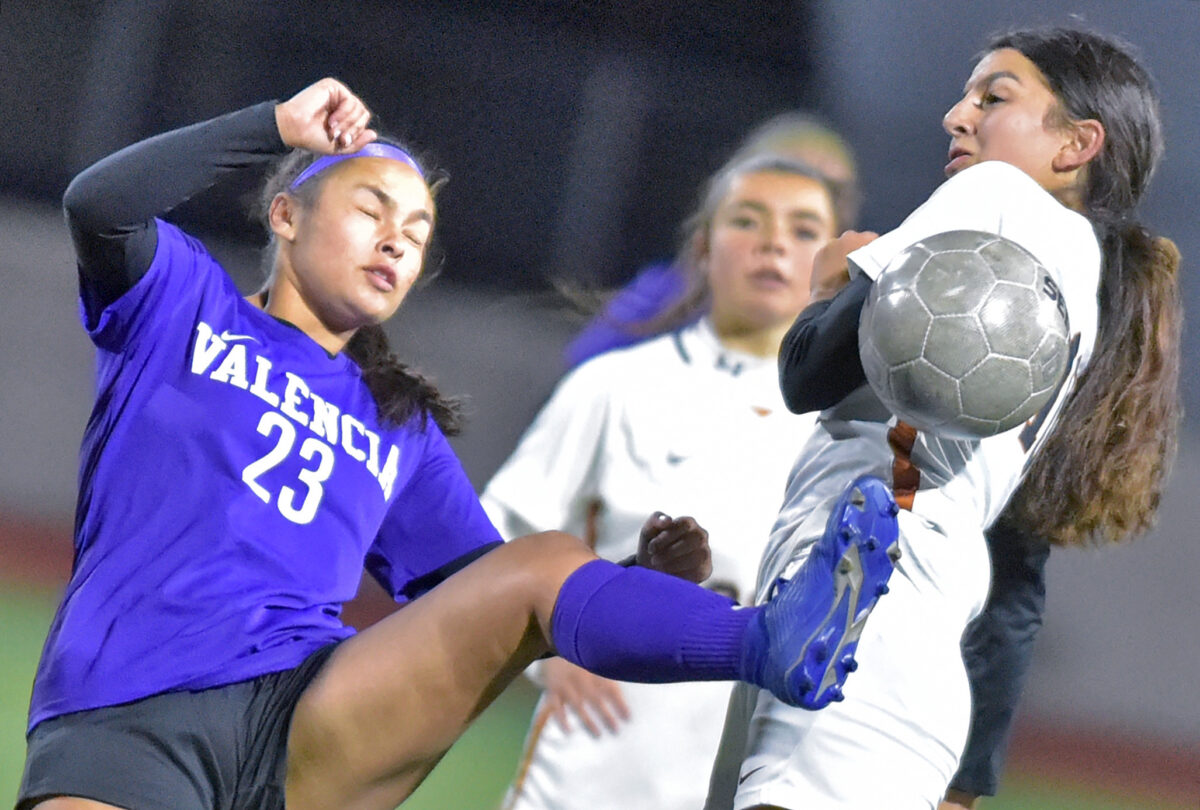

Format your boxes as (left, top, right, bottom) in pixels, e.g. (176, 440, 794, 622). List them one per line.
(858, 230, 1071, 439)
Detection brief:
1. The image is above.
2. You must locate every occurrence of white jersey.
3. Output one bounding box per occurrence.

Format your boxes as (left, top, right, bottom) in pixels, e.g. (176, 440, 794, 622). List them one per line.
(710, 162, 1102, 810)
(483, 318, 816, 810)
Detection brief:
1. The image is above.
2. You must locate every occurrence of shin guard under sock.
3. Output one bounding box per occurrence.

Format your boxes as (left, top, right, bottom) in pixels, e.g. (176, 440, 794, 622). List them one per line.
(549, 559, 763, 683)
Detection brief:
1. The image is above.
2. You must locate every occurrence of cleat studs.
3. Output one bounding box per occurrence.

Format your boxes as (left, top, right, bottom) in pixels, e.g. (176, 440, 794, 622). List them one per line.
(876, 582, 890, 596)
(866, 537, 880, 551)
(813, 642, 828, 662)
(841, 655, 858, 673)
(887, 546, 902, 563)
(830, 687, 845, 702)
(838, 527, 852, 541)
(838, 558, 853, 574)
(768, 576, 789, 600)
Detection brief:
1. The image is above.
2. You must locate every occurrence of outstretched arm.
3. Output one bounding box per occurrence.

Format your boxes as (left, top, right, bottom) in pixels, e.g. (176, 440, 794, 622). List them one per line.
(943, 520, 1050, 806)
(778, 275, 872, 413)
(64, 78, 374, 312)
(778, 231, 878, 413)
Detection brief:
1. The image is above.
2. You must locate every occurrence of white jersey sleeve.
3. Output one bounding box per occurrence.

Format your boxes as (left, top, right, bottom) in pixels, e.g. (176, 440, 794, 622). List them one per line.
(496, 324, 820, 810)
(481, 360, 615, 541)
(849, 161, 1100, 347)
(849, 160, 1101, 527)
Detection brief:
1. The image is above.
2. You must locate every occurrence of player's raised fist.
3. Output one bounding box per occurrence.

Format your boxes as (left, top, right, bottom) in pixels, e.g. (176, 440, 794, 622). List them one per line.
(809, 229, 878, 302)
(274, 78, 377, 154)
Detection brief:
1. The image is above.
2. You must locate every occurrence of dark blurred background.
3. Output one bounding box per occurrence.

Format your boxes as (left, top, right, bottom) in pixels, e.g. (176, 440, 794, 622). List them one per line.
(4, 0, 824, 291)
(1, 1, 1197, 805)
(5, 2, 1193, 330)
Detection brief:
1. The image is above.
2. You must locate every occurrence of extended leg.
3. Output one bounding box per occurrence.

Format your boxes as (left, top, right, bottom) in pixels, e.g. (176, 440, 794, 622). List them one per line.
(287, 478, 900, 809)
(285, 531, 593, 810)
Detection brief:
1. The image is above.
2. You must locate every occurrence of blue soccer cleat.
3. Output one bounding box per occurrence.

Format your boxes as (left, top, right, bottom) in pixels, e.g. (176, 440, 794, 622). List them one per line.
(743, 475, 900, 709)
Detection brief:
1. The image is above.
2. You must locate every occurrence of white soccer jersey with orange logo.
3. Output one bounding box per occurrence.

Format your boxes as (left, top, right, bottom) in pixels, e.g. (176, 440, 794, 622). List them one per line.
(483, 318, 817, 810)
(710, 161, 1102, 810)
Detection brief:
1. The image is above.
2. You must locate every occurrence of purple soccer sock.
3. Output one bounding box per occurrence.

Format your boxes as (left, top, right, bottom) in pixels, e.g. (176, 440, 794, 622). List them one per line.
(550, 559, 763, 682)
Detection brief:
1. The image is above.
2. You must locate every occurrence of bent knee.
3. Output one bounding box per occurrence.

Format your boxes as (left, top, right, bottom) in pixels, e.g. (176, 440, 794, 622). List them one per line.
(497, 531, 597, 616)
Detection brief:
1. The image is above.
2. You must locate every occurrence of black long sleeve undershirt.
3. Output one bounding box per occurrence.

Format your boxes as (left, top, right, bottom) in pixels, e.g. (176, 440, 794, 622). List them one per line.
(777, 273, 871, 414)
(951, 525, 1050, 796)
(63, 101, 286, 317)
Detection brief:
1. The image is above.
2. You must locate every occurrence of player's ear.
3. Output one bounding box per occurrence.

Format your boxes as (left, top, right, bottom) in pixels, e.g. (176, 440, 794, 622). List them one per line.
(268, 192, 299, 242)
(1053, 118, 1105, 173)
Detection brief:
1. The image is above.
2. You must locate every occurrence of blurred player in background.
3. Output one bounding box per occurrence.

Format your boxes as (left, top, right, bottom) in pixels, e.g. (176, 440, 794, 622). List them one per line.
(488, 148, 843, 810)
(564, 112, 858, 368)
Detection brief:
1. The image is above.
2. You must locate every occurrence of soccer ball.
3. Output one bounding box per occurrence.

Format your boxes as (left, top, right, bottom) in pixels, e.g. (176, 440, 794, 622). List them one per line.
(858, 230, 1070, 439)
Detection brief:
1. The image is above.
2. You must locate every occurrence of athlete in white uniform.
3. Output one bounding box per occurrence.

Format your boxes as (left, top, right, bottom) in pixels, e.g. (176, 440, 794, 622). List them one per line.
(485, 152, 842, 810)
(487, 320, 817, 810)
(710, 161, 1099, 810)
(709, 27, 1181, 810)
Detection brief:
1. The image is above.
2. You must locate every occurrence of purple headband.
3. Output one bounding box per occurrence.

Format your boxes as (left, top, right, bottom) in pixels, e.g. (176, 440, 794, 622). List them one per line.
(290, 142, 423, 189)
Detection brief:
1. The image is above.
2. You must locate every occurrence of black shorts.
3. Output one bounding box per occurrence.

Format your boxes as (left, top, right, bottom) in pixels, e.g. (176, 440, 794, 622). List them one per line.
(17, 643, 338, 810)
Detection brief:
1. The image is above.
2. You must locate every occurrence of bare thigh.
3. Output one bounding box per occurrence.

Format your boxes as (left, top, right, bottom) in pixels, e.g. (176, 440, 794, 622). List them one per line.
(285, 531, 595, 810)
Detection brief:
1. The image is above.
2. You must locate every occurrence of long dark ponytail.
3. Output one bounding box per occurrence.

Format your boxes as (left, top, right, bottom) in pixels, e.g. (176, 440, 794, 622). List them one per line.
(344, 324, 463, 435)
(258, 143, 463, 435)
(990, 28, 1182, 547)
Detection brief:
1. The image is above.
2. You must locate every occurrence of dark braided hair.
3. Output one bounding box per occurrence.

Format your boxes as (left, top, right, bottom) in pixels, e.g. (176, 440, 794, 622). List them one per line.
(257, 141, 463, 435)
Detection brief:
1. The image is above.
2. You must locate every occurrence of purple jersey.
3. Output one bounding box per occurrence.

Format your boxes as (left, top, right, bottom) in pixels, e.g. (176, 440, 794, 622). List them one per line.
(563, 261, 693, 368)
(29, 221, 500, 731)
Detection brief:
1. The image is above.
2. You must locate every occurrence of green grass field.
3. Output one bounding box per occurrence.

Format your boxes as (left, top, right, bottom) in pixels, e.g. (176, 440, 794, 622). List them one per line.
(1, 584, 57, 807)
(1, 585, 1188, 809)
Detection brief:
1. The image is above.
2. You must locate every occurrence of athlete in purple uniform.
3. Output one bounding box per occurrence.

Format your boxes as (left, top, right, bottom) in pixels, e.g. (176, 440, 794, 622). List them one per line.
(17, 79, 899, 810)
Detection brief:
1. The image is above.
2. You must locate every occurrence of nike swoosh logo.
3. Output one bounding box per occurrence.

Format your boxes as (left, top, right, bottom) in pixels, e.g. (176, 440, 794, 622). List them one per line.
(219, 330, 260, 343)
(738, 765, 767, 786)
